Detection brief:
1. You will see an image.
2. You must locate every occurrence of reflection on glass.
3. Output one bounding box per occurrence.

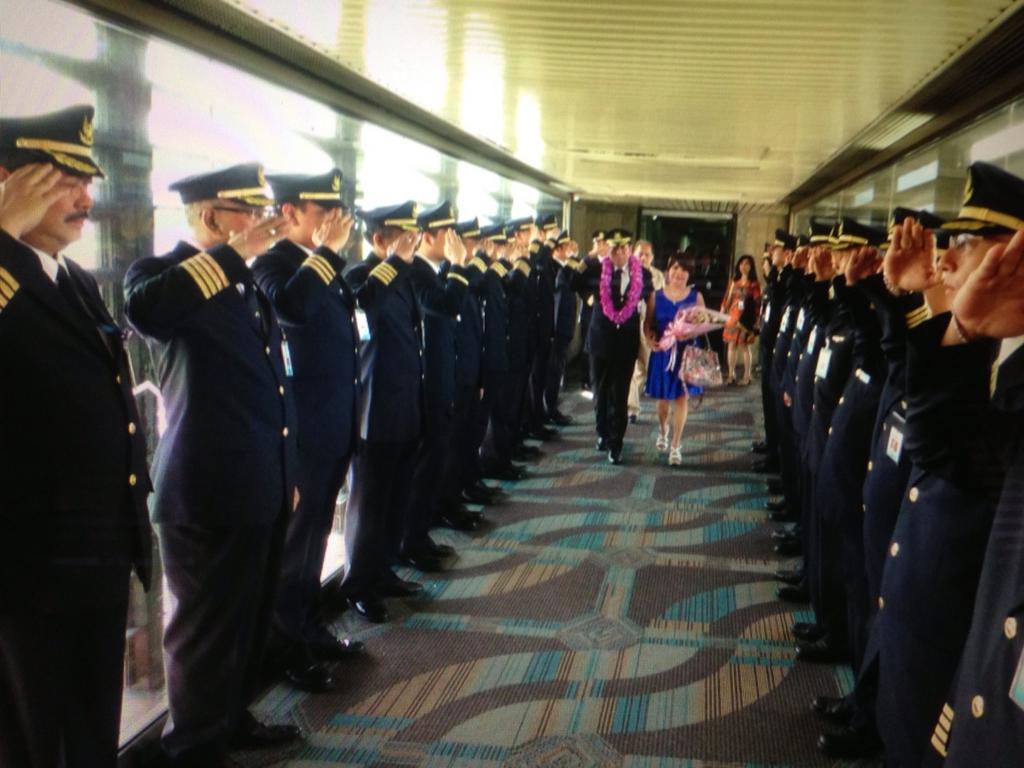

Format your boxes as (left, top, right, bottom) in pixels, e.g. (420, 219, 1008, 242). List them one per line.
(364, 0, 448, 113)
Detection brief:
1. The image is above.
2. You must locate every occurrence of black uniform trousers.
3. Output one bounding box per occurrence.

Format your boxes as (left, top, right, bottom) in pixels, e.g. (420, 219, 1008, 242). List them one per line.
(159, 516, 286, 761)
(592, 350, 635, 450)
(0, 568, 130, 768)
(408, 409, 452, 546)
(759, 339, 778, 453)
(448, 382, 483, 497)
(343, 439, 418, 594)
(273, 442, 352, 654)
(544, 334, 572, 416)
(480, 370, 514, 470)
(529, 334, 553, 429)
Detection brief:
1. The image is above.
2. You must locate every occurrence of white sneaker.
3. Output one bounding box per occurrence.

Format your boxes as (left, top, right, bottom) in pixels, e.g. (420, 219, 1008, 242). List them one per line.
(656, 430, 669, 452)
(668, 446, 682, 466)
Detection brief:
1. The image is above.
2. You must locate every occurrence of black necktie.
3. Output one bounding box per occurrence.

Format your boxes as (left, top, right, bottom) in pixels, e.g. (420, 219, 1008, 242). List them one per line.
(613, 269, 624, 308)
(439, 261, 450, 279)
(57, 267, 116, 356)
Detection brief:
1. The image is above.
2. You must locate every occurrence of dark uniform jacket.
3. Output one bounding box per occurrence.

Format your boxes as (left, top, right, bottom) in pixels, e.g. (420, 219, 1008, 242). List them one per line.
(529, 239, 556, 345)
(553, 258, 578, 340)
(454, 254, 491, 388)
(409, 255, 473, 411)
(502, 257, 532, 371)
(0, 232, 151, 612)
(124, 241, 297, 527)
(251, 240, 358, 458)
(345, 253, 422, 443)
(477, 253, 509, 374)
(938, 344, 1024, 766)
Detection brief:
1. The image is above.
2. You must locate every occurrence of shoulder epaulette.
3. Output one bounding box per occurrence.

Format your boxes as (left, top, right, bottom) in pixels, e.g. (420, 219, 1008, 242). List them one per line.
(905, 303, 930, 329)
(515, 259, 531, 276)
(470, 256, 488, 274)
(570, 257, 586, 273)
(181, 252, 230, 298)
(0, 266, 20, 312)
(490, 262, 508, 278)
(448, 271, 469, 287)
(529, 242, 540, 255)
(370, 260, 398, 285)
(303, 253, 336, 285)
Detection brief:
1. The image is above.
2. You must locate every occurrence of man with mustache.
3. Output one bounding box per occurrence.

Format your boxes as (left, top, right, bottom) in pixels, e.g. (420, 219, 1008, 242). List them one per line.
(0, 106, 152, 768)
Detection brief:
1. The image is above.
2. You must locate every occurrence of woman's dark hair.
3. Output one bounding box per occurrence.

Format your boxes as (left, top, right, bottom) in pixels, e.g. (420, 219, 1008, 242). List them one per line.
(666, 252, 690, 273)
(733, 254, 756, 281)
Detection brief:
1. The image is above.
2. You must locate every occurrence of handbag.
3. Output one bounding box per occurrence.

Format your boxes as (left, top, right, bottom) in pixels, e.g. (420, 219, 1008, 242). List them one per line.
(681, 337, 724, 388)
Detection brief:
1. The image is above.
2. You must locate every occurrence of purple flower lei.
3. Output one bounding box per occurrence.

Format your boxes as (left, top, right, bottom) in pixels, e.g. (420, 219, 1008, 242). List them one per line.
(599, 255, 644, 325)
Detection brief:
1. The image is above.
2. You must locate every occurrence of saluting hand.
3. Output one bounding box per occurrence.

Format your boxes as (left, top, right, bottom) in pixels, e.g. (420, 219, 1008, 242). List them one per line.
(314, 210, 354, 253)
(228, 214, 288, 259)
(809, 247, 835, 281)
(388, 229, 419, 263)
(952, 230, 1024, 339)
(0, 163, 74, 240)
(444, 228, 467, 265)
(845, 246, 881, 285)
(884, 218, 939, 293)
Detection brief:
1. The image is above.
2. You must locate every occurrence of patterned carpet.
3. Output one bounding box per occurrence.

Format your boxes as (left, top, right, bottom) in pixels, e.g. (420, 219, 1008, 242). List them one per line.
(244, 383, 871, 768)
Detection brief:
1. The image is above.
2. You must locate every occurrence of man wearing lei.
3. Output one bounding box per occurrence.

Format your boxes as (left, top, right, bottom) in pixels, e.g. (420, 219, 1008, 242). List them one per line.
(568, 228, 654, 464)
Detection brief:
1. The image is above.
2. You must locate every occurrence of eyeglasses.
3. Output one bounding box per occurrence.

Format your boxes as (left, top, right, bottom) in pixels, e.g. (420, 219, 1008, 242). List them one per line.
(951, 233, 981, 251)
(210, 206, 260, 218)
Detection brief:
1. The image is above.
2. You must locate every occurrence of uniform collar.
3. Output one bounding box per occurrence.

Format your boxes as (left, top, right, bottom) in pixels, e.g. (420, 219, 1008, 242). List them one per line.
(415, 252, 443, 274)
(27, 244, 68, 284)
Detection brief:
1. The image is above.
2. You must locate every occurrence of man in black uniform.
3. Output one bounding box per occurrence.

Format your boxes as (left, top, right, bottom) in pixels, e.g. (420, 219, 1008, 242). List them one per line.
(569, 228, 654, 464)
(577, 230, 607, 390)
(251, 169, 363, 694)
(527, 214, 560, 439)
(340, 202, 422, 624)
(544, 230, 578, 425)
(124, 164, 299, 766)
(0, 106, 152, 768)
(404, 202, 479, 556)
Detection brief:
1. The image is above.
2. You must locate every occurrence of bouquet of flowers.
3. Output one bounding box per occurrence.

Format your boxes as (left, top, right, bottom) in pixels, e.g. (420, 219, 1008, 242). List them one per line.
(656, 306, 731, 351)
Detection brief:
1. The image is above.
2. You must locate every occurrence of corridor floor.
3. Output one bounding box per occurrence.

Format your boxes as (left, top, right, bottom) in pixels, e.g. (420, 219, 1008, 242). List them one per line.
(245, 385, 867, 768)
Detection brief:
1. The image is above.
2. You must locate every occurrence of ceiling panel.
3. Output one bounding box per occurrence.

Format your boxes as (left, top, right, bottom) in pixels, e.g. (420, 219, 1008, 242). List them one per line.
(218, 0, 1021, 205)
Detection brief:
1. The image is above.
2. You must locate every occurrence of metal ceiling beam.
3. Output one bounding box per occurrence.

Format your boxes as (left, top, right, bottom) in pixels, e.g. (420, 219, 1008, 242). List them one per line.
(70, 0, 573, 201)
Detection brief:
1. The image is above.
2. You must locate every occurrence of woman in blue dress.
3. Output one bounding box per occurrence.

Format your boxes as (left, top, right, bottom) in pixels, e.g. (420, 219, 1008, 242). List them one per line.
(644, 254, 705, 465)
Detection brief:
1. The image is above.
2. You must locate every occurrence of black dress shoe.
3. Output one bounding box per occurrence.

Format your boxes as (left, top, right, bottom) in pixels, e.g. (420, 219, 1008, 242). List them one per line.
(307, 627, 365, 661)
(817, 724, 883, 758)
(461, 485, 493, 504)
(436, 509, 482, 532)
(348, 595, 390, 623)
(765, 497, 787, 512)
(548, 411, 573, 426)
(420, 538, 456, 557)
(528, 426, 557, 441)
(796, 638, 847, 663)
(791, 621, 824, 641)
(471, 479, 500, 498)
(771, 528, 797, 542)
(608, 447, 623, 465)
(284, 660, 335, 693)
(768, 509, 797, 523)
(377, 577, 424, 598)
(774, 538, 802, 556)
(811, 695, 854, 724)
(751, 440, 768, 454)
(774, 568, 804, 585)
(229, 711, 302, 750)
(776, 585, 810, 603)
(752, 457, 779, 473)
(766, 478, 784, 494)
(400, 550, 447, 572)
(596, 437, 608, 451)
(628, 413, 638, 424)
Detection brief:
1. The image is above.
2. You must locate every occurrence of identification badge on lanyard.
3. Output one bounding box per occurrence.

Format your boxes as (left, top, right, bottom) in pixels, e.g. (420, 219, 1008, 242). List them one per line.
(764, 304, 771, 324)
(885, 412, 906, 464)
(796, 308, 806, 332)
(738, 299, 745, 311)
(815, 347, 832, 379)
(856, 368, 872, 385)
(781, 306, 792, 330)
(281, 340, 294, 377)
(807, 327, 818, 354)
(355, 309, 371, 342)
(1011, 643, 1024, 713)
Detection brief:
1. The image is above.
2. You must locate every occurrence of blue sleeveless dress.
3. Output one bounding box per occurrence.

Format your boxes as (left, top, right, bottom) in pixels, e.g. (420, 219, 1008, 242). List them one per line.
(645, 287, 704, 400)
